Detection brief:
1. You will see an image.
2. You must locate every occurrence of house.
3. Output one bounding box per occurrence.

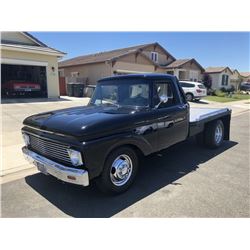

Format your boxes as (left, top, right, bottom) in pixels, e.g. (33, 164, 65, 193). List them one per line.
(230, 69, 243, 90)
(204, 67, 233, 90)
(165, 58, 205, 82)
(1, 32, 66, 98)
(58, 42, 176, 84)
(240, 72, 250, 82)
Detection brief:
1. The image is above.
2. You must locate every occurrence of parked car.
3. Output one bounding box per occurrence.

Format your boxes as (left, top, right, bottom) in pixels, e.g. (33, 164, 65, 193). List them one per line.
(179, 81, 207, 101)
(22, 74, 231, 194)
(240, 82, 250, 92)
(2, 80, 41, 97)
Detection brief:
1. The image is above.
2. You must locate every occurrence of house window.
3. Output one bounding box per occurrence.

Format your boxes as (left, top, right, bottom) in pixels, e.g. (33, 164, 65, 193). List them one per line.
(189, 71, 199, 82)
(151, 52, 158, 63)
(222, 74, 229, 86)
(71, 72, 79, 77)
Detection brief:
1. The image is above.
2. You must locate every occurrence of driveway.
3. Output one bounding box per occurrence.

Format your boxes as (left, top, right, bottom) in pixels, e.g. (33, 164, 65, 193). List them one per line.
(0, 96, 250, 178)
(1, 97, 249, 177)
(1, 97, 90, 176)
(1, 111, 249, 217)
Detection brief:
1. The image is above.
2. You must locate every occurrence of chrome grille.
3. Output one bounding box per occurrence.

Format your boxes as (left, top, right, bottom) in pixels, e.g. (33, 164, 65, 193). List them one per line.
(29, 134, 72, 165)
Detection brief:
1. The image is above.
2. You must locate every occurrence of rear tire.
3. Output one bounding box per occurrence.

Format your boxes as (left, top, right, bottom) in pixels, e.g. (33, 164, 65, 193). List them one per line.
(186, 93, 193, 102)
(204, 120, 224, 148)
(96, 146, 139, 194)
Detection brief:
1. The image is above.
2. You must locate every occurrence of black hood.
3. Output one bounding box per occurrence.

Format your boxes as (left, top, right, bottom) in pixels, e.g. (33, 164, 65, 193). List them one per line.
(23, 105, 146, 138)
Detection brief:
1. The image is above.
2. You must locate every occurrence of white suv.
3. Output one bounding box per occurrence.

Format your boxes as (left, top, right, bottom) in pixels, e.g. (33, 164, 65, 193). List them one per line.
(179, 81, 207, 101)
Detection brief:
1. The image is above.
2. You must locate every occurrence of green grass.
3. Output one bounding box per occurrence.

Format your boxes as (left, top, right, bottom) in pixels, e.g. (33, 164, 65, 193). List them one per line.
(204, 94, 250, 103)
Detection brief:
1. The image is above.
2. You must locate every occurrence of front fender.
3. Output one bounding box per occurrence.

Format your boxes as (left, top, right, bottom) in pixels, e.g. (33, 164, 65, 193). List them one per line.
(82, 133, 155, 179)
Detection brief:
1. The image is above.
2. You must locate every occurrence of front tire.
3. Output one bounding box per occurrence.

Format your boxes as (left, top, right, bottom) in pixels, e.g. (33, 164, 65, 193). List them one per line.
(96, 146, 139, 194)
(204, 120, 224, 148)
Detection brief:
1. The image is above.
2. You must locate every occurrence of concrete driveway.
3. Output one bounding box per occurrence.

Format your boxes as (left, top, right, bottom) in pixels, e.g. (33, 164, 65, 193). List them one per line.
(1, 107, 249, 217)
(0, 96, 250, 177)
(1, 97, 249, 178)
(1, 97, 89, 176)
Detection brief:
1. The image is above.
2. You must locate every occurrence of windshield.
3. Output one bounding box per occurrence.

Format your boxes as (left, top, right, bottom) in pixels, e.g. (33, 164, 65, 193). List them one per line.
(89, 80, 150, 107)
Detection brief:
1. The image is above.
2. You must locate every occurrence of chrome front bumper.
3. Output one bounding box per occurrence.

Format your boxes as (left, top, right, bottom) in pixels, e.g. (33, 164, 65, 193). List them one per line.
(22, 147, 89, 186)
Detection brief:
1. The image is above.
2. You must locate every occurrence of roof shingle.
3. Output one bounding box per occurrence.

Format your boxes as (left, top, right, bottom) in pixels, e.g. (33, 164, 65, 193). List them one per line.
(165, 59, 192, 68)
(165, 58, 204, 72)
(205, 67, 233, 74)
(240, 72, 250, 77)
(59, 42, 175, 68)
(59, 43, 155, 67)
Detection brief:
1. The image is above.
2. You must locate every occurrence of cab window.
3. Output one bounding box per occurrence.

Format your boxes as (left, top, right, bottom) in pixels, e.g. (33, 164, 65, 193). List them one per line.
(153, 80, 177, 108)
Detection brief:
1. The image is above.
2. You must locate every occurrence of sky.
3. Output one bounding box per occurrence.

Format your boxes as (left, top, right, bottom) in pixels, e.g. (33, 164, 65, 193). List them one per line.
(31, 32, 250, 72)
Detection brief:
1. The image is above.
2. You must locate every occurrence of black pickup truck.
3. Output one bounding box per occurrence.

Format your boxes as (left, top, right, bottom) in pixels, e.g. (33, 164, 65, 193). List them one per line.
(22, 74, 231, 194)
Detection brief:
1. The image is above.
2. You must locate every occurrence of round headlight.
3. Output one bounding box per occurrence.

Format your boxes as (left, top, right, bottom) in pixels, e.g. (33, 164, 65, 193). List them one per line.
(67, 149, 83, 166)
(22, 133, 30, 146)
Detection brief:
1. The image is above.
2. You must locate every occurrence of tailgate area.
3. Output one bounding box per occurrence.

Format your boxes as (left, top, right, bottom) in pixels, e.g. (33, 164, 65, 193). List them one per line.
(190, 107, 230, 123)
(189, 107, 231, 138)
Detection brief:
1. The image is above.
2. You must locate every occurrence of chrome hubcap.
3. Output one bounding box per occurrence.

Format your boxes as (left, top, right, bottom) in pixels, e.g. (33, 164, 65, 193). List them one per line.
(215, 124, 223, 144)
(110, 154, 133, 186)
(186, 94, 192, 101)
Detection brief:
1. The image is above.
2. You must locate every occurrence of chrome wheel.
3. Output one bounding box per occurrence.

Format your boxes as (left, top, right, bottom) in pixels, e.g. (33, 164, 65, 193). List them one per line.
(110, 154, 133, 186)
(215, 123, 223, 144)
(186, 93, 193, 102)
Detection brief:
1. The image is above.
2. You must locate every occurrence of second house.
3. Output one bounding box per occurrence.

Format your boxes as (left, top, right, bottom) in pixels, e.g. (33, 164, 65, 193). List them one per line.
(59, 42, 204, 85)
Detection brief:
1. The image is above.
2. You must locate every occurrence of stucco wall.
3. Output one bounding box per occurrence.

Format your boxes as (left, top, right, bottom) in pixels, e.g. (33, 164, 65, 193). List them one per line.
(141, 44, 174, 66)
(118, 53, 152, 65)
(113, 61, 155, 73)
(209, 73, 221, 89)
(180, 61, 201, 71)
(61, 53, 157, 84)
(230, 71, 242, 89)
(1, 49, 60, 97)
(165, 68, 202, 81)
(62, 62, 111, 84)
(208, 69, 232, 89)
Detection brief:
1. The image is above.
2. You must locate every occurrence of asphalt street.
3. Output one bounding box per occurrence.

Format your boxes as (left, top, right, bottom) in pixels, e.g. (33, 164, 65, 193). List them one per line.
(1, 111, 249, 217)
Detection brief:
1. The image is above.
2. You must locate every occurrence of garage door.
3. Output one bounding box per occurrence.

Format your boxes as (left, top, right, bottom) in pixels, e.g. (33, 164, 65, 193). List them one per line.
(1, 64, 47, 98)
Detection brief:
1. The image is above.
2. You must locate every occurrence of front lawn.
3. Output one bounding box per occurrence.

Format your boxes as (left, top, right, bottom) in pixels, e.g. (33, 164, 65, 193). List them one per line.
(204, 94, 250, 103)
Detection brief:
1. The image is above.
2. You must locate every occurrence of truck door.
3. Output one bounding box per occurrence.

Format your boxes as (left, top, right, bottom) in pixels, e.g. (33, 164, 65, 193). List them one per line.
(153, 79, 189, 151)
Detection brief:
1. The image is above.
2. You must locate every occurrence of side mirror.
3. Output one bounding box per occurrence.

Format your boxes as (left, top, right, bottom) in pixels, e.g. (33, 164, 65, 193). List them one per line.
(155, 95, 168, 108)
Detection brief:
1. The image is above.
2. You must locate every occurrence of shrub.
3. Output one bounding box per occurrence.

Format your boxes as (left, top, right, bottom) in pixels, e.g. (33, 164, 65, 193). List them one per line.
(215, 90, 226, 97)
(220, 87, 227, 92)
(202, 74, 212, 89)
(220, 86, 235, 93)
(228, 85, 235, 93)
(208, 89, 216, 96)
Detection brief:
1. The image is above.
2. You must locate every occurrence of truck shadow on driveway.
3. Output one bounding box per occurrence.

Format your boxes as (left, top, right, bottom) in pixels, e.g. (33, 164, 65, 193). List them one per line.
(25, 138, 237, 217)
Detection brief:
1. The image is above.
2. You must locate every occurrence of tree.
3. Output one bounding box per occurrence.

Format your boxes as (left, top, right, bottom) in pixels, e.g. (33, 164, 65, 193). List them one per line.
(202, 73, 212, 89)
